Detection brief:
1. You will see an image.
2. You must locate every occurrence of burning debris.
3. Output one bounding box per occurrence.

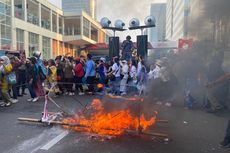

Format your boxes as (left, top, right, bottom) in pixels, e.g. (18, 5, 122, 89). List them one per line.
(63, 99, 156, 136)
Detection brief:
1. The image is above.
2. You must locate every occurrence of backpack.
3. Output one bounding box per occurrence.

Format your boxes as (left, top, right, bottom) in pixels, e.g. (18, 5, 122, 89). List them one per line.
(38, 65, 46, 81)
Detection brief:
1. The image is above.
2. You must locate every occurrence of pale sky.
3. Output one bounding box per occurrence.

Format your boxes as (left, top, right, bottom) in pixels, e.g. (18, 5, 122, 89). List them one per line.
(48, 0, 166, 41)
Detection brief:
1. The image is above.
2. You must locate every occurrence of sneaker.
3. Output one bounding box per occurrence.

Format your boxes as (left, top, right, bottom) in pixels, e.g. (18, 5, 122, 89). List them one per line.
(121, 92, 127, 96)
(219, 140, 230, 148)
(65, 92, 69, 95)
(32, 97, 39, 102)
(156, 101, 162, 105)
(69, 92, 73, 96)
(72, 92, 75, 96)
(27, 98, 33, 102)
(11, 99, 19, 104)
(0, 102, 6, 107)
(165, 102, 172, 107)
(5, 102, 11, 107)
(79, 92, 85, 96)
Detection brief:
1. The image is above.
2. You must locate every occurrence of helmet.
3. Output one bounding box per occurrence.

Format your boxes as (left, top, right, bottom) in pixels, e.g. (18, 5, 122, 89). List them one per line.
(32, 51, 41, 58)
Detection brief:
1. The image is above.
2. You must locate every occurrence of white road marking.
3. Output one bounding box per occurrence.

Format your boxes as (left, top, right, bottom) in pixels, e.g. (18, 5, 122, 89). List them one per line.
(40, 131, 69, 150)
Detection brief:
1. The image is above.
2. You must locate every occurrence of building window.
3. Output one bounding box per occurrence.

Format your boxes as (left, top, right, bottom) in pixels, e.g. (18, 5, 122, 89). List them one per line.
(14, 0, 25, 20)
(28, 32, 39, 56)
(27, 0, 39, 26)
(16, 28, 24, 50)
(52, 12, 57, 32)
(64, 17, 81, 36)
(41, 5, 51, 30)
(91, 25, 98, 42)
(83, 17, 90, 38)
(0, 0, 11, 49)
(59, 16, 63, 34)
(42, 36, 50, 59)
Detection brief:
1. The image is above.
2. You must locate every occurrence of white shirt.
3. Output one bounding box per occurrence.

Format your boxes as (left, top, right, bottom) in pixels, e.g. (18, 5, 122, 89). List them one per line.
(130, 65, 137, 78)
(137, 61, 142, 75)
(112, 63, 120, 77)
(121, 63, 129, 79)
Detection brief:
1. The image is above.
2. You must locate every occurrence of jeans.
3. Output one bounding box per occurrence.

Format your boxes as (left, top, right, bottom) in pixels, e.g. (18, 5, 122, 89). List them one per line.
(111, 77, 121, 95)
(27, 84, 37, 99)
(65, 78, 73, 92)
(12, 84, 18, 99)
(17, 72, 26, 95)
(224, 120, 230, 142)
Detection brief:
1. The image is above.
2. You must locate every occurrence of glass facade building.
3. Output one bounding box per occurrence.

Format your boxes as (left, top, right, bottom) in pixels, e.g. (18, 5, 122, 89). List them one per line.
(0, 0, 12, 49)
(62, 0, 96, 19)
(0, 0, 109, 59)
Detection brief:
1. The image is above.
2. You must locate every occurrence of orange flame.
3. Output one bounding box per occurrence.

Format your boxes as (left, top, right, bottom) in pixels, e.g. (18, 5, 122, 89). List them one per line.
(63, 99, 156, 136)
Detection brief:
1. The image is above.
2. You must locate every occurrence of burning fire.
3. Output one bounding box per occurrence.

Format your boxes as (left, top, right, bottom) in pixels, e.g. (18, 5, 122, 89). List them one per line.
(63, 99, 156, 136)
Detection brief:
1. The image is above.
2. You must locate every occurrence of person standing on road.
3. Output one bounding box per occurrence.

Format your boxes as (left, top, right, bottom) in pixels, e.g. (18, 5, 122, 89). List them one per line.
(73, 57, 85, 95)
(128, 59, 137, 94)
(26, 57, 39, 102)
(0, 56, 14, 107)
(108, 57, 121, 95)
(121, 36, 134, 61)
(63, 57, 74, 96)
(207, 73, 230, 148)
(98, 57, 107, 86)
(120, 60, 129, 96)
(33, 51, 46, 98)
(205, 54, 227, 113)
(55, 56, 65, 95)
(84, 54, 96, 93)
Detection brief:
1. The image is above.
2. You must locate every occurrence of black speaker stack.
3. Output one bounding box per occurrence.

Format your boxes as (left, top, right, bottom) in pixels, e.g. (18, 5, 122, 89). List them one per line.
(109, 37, 120, 58)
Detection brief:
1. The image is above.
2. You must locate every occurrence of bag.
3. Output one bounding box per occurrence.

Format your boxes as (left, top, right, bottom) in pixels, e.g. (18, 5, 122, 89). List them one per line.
(109, 67, 119, 81)
(7, 72, 17, 85)
(120, 74, 124, 80)
(109, 74, 115, 81)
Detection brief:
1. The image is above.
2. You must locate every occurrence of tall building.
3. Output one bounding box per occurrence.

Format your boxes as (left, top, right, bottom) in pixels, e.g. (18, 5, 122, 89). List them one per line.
(62, 0, 96, 19)
(166, 0, 190, 41)
(148, 3, 166, 42)
(0, 0, 109, 59)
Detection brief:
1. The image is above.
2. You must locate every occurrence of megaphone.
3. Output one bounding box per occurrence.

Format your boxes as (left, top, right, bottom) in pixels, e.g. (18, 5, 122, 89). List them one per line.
(129, 18, 140, 28)
(114, 19, 125, 29)
(144, 16, 156, 26)
(100, 17, 111, 28)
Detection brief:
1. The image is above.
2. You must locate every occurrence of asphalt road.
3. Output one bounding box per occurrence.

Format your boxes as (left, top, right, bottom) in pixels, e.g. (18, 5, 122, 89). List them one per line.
(0, 93, 229, 153)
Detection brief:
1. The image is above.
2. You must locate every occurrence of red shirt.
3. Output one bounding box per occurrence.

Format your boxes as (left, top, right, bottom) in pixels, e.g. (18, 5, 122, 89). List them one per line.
(73, 63, 84, 77)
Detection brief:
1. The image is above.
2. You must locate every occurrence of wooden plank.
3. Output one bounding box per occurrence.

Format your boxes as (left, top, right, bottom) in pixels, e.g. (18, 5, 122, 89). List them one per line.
(156, 120, 169, 123)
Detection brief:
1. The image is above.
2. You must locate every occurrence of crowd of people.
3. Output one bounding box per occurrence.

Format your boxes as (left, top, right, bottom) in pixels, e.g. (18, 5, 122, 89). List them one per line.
(0, 50, 163, 107)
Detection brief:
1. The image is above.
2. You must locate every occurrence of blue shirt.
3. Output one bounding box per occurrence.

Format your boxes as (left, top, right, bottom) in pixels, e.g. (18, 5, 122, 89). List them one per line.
(85, 60, 96, 77)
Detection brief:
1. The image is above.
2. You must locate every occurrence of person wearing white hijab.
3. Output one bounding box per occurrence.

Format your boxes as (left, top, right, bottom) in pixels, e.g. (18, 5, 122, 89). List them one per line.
(0, 56, 13, 107)
(120, 60, 129, 95)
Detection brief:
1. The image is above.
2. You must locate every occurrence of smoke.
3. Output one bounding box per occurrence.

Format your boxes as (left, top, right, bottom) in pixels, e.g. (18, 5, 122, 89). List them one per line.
(189, 0, 230, 49)
(97, 0, 166, 41)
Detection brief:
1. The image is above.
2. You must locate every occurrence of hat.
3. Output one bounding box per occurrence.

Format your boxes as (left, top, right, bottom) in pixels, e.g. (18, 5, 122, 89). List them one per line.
(100, 57, 106, 63)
